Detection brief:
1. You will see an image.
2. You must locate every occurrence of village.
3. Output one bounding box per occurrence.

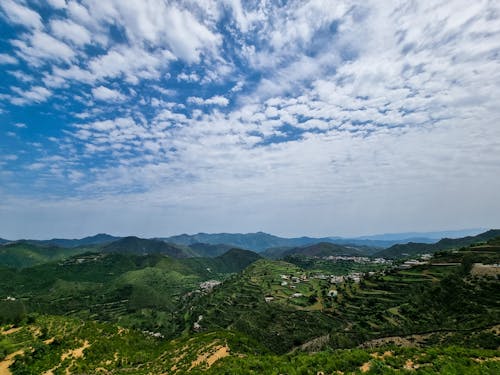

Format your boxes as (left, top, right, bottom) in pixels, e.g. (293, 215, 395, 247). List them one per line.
(261, 253, 437, 309)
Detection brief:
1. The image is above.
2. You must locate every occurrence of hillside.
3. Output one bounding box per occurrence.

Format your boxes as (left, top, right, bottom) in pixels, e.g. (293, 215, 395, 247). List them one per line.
(102, 236, 191, 258)
(185, 238, 500, 353)
(187, 242, 234, 257)
(262, 242, 371, 259)
(0, 237, 498, 373)
(0, 248, 261, 337)
(375, 229, 500, 258)
(0, 242, 93, 268)
(1, 316, 498, 374)
(180, 248, 262, 277)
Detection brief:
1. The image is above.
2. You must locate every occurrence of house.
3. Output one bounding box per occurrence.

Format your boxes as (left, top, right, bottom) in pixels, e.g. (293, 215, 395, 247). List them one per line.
(327, 290, 338, 297)
(281, 281, 288, 286)
(199, 280, 221, 292)
(291, 293, 303, 298)
(330, 276, 344, 284)
(264, 296, 274, 303)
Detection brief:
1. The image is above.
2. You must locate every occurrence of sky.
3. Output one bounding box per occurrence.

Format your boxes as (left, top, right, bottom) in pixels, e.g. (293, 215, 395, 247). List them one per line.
(0, 0, 499, 240)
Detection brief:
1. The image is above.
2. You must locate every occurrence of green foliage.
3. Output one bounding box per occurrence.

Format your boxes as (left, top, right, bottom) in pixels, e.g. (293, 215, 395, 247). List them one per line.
(0, 239, 498, 373)
(0, 242, 92, 268)
(0, 300, 26, 325)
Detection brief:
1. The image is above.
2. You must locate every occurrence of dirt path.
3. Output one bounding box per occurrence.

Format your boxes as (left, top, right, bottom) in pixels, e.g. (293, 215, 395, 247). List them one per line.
(43, 340, 91, 375)
(0, 349, 24, 375)
(1, 327, 21, 336)
(359, 361, 371, 372)
(189, 344, 230, 370)
(61, 340, 90, 361)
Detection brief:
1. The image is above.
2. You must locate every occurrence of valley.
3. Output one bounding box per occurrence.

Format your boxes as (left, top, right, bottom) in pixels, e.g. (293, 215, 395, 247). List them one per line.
(0, 230, 498, 373)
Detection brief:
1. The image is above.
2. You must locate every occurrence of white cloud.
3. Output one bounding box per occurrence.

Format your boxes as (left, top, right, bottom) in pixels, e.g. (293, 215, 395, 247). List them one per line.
(0, 0, 42, 29)
(88, 46, 173, 84)
(7, 70, 33, 82)
(177, 72, 200, 82)
(14, 122, 27, 128)
(91, 86, 126, 102)
(47, 0, 67, 9)
(2, 0, 500, 238)
(10, 86, 52, 105)
(0, 54, 18, 65)
(81, 0, 222, 63)
(188, 95, 229, 106)
(50, 19, 91, 46)
(12, 31, 75, 66)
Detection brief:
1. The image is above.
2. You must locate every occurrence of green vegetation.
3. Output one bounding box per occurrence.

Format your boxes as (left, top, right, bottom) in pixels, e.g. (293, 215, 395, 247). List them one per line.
(0, 250, 261, 338)
(262, 242, 376, 259)
(0, 234, 498, 373)
(207, 346, 500, 374)
(0, 242, 94, 268)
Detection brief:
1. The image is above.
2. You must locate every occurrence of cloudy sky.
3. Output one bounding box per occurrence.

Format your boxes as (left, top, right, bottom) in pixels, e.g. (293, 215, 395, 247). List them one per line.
(0, 0, 499, 239)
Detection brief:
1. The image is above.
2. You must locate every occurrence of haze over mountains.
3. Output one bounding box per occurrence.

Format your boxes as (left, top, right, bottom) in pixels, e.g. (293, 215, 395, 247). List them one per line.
(1, 229, 497, 269)
(0, 228, 485, 252)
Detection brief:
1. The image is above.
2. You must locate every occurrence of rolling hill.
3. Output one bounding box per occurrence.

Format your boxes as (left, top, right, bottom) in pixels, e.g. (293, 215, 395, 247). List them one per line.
(101, 236, 191, 258)
(0, 236, 498, 373)
(0, 241, 94, 268)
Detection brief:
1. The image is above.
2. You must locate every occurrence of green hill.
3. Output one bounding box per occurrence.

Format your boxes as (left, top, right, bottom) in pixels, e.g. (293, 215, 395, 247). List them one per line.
(187, 242, 234, 257)
(0, 238, 498, 373)
(0, 248, 261, 337)
(102, 236, 191, 258)
(0, 242, 93, 268)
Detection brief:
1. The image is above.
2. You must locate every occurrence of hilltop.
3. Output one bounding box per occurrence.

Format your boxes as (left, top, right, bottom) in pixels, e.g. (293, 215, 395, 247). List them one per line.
(101, 236, 191, 258)
(0, 241, 95, 268)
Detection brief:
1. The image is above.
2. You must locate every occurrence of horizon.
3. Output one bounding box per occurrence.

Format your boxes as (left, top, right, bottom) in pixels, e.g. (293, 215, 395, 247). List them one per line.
(1, 1, 499, 239)
(1, 227, 489, 242)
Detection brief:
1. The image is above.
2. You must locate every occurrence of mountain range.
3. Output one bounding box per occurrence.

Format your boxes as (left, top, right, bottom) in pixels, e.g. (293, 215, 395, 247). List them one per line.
(374, 229, 500, 258)
(0, 228, 487, 252)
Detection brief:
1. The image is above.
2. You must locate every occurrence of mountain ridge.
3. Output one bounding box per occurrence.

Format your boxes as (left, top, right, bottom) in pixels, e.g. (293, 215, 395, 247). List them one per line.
(374, 229, 500, 258)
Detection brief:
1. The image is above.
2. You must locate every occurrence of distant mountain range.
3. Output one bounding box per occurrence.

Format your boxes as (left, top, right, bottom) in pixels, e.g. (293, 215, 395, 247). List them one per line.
(374, 229, 500, 258)
(21, 233, 120, 248)
(161, 232, 331, 251)
(161, 232, 433, 251)
(1, 229, 495, 263)
(353, 228, 485, 241)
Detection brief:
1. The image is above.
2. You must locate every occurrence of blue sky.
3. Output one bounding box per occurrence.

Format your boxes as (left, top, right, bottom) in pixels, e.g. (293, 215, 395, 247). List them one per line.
(0, 0, 499, 239)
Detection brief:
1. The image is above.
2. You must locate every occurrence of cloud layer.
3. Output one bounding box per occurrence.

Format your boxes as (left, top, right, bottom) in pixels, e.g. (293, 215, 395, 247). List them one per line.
(0, 0, 499, 239)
